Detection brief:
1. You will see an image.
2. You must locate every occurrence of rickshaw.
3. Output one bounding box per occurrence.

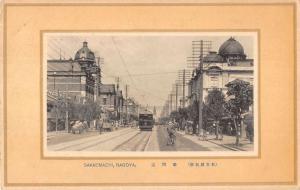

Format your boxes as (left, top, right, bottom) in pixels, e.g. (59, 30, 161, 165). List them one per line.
(71, 121, 88, 134)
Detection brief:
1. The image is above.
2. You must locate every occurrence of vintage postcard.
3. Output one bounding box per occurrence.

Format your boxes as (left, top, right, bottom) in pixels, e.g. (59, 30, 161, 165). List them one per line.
(44, 32, 258, 158)
(1, 1, 298, 189)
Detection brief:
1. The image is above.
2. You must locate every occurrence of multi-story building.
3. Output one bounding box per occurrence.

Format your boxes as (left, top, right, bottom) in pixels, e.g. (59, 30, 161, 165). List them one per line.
(47, 42, 102, 131)
(98, 84, 124, 118)
(47, 41, 101, 103)
(188, 37, 254, 105)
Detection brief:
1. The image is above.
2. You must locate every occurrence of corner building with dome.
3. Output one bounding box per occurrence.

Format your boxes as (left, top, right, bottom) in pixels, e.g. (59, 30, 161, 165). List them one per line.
(188, 37, 254, 105)
(47, 41, 101, 104)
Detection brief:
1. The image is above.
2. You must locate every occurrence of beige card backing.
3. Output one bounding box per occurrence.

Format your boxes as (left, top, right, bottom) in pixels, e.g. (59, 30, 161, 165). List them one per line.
(3, 3, 296, 186)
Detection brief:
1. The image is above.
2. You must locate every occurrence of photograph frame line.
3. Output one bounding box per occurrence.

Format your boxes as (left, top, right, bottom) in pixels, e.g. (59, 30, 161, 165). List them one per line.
(40, 29, 261, 160)
(2, 2, 297, 187)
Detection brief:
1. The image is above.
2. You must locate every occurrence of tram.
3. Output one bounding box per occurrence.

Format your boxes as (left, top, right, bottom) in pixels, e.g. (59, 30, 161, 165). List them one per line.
(138, 112, 154, 131)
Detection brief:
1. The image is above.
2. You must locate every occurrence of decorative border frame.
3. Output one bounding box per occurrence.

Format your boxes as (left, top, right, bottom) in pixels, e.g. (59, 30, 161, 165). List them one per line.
(2, 3, 297, 186)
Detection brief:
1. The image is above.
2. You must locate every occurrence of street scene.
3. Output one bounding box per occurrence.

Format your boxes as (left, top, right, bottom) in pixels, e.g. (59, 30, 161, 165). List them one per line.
(46, 33, 255, 152)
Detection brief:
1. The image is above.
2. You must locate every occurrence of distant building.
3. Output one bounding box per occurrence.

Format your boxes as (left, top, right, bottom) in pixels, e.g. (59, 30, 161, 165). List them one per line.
(126, 98, 139, 118)
(99, 84, 124, 117)
(188, 37, 254, 105)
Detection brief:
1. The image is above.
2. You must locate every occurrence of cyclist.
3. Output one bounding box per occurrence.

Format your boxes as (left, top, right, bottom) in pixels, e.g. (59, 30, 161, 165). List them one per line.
(167, 121, 176, 145)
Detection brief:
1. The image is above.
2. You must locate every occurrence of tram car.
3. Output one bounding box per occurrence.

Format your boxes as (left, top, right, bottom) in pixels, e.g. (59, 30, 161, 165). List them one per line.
(138, 111, 154, 131)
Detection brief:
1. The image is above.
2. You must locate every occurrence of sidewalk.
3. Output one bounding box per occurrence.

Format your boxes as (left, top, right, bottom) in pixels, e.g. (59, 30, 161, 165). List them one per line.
(205, 134, 254, 151)
(47, 130, 69, 139)
(177, 130, 253, 151)
(47, 126, 129, 138)
(47, 127, 129, 146)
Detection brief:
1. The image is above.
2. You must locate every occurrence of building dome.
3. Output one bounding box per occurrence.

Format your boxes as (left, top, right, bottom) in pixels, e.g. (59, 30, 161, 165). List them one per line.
(203, 51, 224, 63)
(218, 37, 246, 60)
(74, 41, 95, 62)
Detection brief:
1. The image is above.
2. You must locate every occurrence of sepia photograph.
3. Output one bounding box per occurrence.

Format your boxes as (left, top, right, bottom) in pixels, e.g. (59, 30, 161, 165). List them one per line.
(44, 32, 258, 155)
(3, 2, 297, 187)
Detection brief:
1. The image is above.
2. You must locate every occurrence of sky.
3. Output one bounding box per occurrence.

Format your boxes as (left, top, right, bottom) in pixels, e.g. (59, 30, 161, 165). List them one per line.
(46, 33, 255, 115)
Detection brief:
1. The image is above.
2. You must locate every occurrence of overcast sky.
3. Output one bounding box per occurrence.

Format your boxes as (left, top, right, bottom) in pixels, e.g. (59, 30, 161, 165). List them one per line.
(46, 33, 255, 115)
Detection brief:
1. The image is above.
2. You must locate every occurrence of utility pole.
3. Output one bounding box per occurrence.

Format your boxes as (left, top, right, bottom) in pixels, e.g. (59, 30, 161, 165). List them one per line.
(115, 77, 121, 121)
(175, 84, 178, 111)
(183, 69, 186, 107)
(198, 40, 204, 135)
(65, 84, 69, 133)
(55, 94, 58, 133)
(125, 84, 128, 124)
(169, 94, 172, 115)
(187, 40, 211, 134)
(116, 77, 120, 91)
(177, 69, 191, 108)
(59, 48, 61, 60)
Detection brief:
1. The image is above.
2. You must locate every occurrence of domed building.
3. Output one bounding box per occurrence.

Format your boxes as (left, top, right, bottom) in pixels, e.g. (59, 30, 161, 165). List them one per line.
(202, 51, 224, 63)
(188, 36, 254, 105)
(218, 37, 246, 60)
(187, 36, 254, 137)
(74, 41, 96, 67)
(47, 41, 101, 106)
(47, 41, 125, 131)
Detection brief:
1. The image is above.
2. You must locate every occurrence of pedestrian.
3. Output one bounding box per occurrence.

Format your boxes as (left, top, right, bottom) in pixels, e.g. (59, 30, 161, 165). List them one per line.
(167, 122, 176, 145)
(247, 125, 254, 143)
(99, 118, 103, 134)
(219, 125, 223, 140)
(213, 122, 217, 139)
(199, 128, 206, 141)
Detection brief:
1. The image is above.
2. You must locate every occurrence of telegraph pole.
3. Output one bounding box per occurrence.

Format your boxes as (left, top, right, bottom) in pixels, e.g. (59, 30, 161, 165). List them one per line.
(125, 84, 129, 124)
(116, 77, 120, 91)
(169, 94, 173, 115)
(65, 84, 69, 133)
(115, 77, 121, 121)
(175, 84, 178, 111)
(198, 40, 204, 135)
(182, 69, 186, 107)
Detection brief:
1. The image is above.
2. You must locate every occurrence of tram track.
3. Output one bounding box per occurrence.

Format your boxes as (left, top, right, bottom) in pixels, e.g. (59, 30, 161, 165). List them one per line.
(141, 132, 152, 151)
(112, 131, 152, 151)
(51, 129, 137, 151)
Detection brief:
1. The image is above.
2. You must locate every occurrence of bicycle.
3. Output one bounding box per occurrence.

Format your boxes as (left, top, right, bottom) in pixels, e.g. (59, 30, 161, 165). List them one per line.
(167, 133, 176, 146)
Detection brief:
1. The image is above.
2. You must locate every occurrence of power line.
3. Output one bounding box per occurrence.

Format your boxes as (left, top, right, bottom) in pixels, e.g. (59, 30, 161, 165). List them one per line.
(48, 42, 62, 59)
(117, 71, 178, 77)
(52, 39, 73, 59)
(111, 37, 138, 92)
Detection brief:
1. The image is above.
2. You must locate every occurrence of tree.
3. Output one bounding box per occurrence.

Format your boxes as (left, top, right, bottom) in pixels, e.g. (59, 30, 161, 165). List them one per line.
(224, 79, 253, 146)
(187, 100, 199, 134)
(68, 100, 102, 128)
(205, 89, 226, 139)
(83, 100, 102, 127)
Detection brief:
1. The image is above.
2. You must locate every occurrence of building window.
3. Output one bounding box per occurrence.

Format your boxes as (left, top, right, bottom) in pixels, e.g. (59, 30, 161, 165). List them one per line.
(103, 98, 107, 105)
(209, 75, 219, 88)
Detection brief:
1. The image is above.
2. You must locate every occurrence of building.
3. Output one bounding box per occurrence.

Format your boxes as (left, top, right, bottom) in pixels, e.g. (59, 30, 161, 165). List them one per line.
(126, 98, 139, 119)
(47, 60, 89, 103)
(47, 41, 101, 104)
(188, 37, 254, 105)
(47, 41, 102, 131)
(98, 84, 124, 119)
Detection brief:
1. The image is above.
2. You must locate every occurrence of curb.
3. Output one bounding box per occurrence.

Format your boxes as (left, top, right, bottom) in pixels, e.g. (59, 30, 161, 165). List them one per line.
(206, 139, 246, 151)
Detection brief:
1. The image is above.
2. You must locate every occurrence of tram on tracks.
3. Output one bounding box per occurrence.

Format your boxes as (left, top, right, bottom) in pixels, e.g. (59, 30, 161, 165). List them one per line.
(138, 111, 154, 131)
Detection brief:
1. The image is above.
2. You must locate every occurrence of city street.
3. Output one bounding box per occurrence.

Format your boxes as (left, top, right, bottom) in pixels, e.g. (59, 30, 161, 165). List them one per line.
(46, 36, 255, 153)
(47, 126, 242, 151)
